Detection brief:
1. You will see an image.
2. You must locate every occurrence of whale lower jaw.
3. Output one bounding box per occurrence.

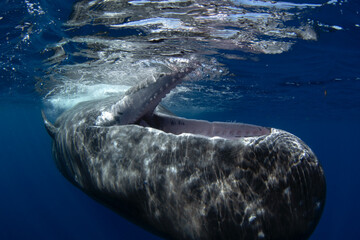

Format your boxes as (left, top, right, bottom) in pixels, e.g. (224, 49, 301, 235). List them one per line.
(137, 107, 271, 139)
(51, 115, 325, 240)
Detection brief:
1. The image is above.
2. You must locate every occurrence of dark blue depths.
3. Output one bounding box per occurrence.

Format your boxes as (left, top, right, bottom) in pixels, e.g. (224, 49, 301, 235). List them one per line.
(1, 0, 360, 239)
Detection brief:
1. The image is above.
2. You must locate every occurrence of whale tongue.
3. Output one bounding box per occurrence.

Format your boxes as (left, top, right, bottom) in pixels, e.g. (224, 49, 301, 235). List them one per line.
(100, 67, 194, 126)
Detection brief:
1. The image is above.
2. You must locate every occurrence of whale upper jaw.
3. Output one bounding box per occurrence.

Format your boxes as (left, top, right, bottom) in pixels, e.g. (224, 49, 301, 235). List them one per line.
(94, 67, 196, 127)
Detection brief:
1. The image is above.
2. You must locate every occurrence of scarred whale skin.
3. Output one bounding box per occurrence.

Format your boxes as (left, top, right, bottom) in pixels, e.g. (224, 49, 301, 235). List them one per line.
(43, 69, 326, 240)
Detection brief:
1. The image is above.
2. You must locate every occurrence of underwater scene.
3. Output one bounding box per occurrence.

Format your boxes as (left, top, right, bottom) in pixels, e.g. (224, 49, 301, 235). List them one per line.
(1, 0, 360, 239)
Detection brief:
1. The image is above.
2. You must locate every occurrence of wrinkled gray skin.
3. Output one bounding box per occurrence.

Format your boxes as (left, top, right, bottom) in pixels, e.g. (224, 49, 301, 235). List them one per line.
(43, 68, 326, 240)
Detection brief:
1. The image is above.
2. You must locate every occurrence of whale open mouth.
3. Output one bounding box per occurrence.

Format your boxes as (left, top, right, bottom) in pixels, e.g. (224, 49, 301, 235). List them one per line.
(100, 68, 271, 140)
(137, 109, 271, 139)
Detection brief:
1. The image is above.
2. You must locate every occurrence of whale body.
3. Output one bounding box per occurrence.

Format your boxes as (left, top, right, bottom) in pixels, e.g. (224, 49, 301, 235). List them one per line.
(43, 68, 326, 240)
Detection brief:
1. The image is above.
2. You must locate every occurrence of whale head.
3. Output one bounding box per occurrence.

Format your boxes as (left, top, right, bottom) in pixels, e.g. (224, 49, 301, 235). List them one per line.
(43, 67, 326, 240)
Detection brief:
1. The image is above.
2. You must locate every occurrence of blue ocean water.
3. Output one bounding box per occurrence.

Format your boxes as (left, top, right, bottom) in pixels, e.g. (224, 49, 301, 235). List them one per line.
(0, 0, 359, 239)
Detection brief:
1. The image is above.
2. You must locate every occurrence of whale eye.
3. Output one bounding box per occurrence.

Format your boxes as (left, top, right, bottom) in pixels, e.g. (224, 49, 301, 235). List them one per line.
(159, 73, 165, 78)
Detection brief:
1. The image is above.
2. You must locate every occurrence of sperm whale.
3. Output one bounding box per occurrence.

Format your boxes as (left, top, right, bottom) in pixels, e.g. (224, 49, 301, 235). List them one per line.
(43, 67, 326, 240)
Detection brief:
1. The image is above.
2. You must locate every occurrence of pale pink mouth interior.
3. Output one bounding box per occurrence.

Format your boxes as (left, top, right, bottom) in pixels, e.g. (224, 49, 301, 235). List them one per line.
(138, 112, 271, 139)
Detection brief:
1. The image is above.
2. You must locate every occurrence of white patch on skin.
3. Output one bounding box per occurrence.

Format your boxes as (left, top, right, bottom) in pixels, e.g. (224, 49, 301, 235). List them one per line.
(248, 214, 256, 223)
(169, 166, 177, 174)
(258, 231, 265, 238)
(267, 174, 278, 186)
(96, 111, 114, 125)
(256, 208, 265, 216)
(315, 201, 321, 210)
(78, 118, 86, 125)
(210, 136, 224, 140)
(144, 158, 152, 176)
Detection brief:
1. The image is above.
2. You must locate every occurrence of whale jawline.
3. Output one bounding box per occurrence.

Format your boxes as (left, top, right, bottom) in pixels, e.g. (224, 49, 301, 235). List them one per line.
(134, 108, 271, 139)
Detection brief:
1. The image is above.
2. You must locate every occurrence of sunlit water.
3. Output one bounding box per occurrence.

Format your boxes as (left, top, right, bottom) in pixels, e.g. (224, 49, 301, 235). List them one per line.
(1, 0, 360, 239)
